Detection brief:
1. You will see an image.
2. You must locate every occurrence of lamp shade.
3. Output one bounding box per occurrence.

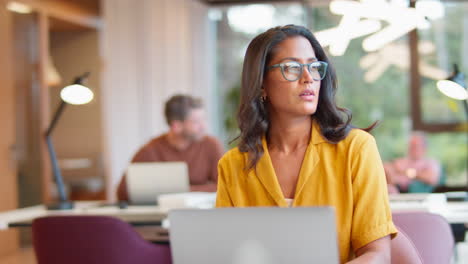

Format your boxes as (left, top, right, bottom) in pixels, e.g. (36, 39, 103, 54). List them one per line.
(60, 84, 94, 105)
(436, 64, 467, 100)
(436, 80, 468, 100)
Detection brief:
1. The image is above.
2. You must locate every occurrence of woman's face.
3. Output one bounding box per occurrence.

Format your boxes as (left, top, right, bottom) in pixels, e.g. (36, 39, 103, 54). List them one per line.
(263, 36, 321, 118)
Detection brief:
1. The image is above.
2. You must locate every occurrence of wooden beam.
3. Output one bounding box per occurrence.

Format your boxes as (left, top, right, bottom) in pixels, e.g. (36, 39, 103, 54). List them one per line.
(408, 0, 423, 131)
(38, 12, 52, 204)
(202, 0, 331, 8)
(415, 122, 468, 133)
(8, 0, 101, 29)
(0, 0, 19, 256)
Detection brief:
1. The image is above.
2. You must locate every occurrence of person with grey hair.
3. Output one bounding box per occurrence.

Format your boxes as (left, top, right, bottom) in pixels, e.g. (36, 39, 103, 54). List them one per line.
(384, 131, 441, 193)
(117, 94, 224, 201)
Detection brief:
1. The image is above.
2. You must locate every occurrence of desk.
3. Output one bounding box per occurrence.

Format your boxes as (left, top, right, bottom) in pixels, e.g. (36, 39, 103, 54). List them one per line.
(0, 201, 167, 230)
(389, 193, 468, 225)
(390, 193, 468, 243)
(2, 194, 468, 229)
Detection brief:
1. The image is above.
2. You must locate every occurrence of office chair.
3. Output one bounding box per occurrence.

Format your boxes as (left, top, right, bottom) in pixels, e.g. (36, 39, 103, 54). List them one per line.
(393, 211, 455, 264)
(32, 215, 172, 264)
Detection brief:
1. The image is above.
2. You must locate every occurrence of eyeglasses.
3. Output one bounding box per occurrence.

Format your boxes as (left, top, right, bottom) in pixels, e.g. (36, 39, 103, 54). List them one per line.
(267, 61, 328, 82)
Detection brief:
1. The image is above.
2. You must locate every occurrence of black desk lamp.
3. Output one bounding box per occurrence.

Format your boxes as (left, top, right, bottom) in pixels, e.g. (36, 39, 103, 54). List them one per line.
(45, 72, 93, 210)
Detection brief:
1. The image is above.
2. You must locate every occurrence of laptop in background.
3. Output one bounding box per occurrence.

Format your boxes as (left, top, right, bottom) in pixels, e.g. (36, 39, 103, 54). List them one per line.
(169, 207, 339, 264)
(126, 162, 189, 205)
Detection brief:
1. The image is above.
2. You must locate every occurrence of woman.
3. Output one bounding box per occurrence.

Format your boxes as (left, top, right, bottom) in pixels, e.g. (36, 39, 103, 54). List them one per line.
(216, 25, 397, 263)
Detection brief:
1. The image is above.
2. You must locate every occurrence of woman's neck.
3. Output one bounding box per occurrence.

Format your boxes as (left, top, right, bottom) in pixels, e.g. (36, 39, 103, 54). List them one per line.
(267, 115, 312, 154)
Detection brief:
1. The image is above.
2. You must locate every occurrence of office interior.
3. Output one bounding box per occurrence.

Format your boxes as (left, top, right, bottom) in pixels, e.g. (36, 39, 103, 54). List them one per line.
(0, 0, 467, 263)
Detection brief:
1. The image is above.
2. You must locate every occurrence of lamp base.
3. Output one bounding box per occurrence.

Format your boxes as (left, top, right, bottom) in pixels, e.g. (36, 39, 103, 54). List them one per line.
(47, 200, 74, 210)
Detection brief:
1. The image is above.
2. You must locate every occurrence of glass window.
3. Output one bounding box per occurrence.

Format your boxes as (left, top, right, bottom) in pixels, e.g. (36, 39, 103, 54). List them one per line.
(419, 1, 468, 124)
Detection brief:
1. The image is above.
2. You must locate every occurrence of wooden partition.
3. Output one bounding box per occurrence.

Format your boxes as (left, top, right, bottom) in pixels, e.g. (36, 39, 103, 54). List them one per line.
(10, 0, 101, 207)
(0, 0, 19, 256)
(0, 0, 102, 253)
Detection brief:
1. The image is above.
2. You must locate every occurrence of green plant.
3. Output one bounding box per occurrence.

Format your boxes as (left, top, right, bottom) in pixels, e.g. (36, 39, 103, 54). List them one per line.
(223, 84, 241, 148)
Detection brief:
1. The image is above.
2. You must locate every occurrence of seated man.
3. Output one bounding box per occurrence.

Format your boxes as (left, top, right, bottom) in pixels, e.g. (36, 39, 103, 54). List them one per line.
(384, 131, 441, 193)
(117, 94, 224, 201)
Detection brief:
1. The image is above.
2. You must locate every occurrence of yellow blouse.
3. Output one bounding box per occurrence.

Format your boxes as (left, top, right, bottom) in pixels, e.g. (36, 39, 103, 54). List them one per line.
(216, 121, 397, 263)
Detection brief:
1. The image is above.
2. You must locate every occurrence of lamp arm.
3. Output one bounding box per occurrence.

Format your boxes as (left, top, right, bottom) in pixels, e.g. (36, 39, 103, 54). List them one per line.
(45, 100, 68, 202)
(45, 135, 67, 202)
(463, 100, 468, 120)
(465, 100, 468, 192)
(42, 73, 90, 210)
(46, 100, 67, 136)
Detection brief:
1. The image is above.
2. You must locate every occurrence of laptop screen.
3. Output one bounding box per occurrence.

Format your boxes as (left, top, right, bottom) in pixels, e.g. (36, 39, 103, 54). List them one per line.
(169, 207, 339, 264)
(126, 162, 189, 204)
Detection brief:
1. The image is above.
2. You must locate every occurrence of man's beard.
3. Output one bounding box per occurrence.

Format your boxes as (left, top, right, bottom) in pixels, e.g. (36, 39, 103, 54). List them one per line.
(182, 130, 204, 142)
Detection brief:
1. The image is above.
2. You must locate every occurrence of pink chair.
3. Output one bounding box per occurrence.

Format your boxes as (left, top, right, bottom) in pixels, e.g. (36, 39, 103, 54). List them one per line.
(32, 215, 172, 264)
(387, 183, 400, 194)
(393, 211, 455, 264)
(391, 227, 423, 264)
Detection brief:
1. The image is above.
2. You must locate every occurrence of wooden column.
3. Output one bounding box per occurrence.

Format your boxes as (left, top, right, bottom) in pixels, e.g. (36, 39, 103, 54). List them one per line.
(409, 0, 422, 130)
(38, 12, 52, 203)
(0, 0, 20, 256)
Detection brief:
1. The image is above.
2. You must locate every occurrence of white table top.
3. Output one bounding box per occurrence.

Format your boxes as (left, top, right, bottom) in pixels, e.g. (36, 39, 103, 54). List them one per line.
(0, 201, 167, 230)
(1, 193, 467, 229)
(389, 193, 468, 224)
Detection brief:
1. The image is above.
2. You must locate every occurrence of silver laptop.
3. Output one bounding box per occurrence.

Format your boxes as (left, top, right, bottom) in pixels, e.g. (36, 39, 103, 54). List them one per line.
(126, 162, 189, 204)
(169, 207, 339, 264)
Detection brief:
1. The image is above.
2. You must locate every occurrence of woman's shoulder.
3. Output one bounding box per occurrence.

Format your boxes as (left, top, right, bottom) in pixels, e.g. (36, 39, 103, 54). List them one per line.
(217, 147, 249, 179)
(341, 128, 376, 149)
(219, 146, 246, 165)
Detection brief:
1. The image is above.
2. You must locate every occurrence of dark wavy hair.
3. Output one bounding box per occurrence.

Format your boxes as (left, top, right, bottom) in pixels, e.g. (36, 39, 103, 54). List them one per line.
(237, 25, 375, 170)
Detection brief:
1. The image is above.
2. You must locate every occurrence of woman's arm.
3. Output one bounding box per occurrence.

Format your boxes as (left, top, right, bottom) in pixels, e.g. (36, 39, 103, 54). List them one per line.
(347, 236, 391, 264)
(384, 160, 411, 190)
(413, 160, 441, 186)
(348, 133, 396, 263)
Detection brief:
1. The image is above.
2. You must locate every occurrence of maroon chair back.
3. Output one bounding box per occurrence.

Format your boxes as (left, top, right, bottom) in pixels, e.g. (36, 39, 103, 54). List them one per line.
(391, 227, 423, 264)
(393, 211, 454, 264)
(32, 215, 172, 264)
